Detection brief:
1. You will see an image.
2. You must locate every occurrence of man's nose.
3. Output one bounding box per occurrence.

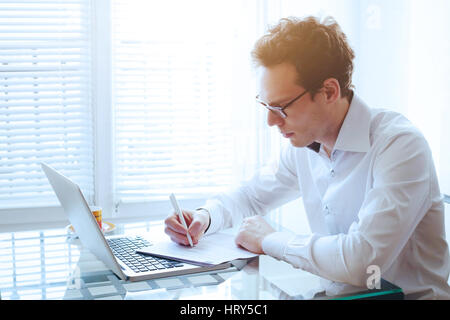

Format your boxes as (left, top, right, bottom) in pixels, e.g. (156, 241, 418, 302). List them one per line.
(267, 110, 284, 127)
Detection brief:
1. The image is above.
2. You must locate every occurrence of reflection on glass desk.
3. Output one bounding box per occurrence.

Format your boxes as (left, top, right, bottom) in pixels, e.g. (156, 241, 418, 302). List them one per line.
(0, 221, 403, 300)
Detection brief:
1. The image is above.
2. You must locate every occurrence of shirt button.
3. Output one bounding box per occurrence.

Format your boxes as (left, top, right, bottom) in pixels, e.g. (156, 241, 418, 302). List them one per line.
(330, 169, 335, 177)
(331, 151, 337, 162)
(324, 205, 330, 215)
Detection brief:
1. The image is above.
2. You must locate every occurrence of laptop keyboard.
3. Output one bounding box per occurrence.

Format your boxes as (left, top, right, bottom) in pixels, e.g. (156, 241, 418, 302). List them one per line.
(107, 236, 184, 273)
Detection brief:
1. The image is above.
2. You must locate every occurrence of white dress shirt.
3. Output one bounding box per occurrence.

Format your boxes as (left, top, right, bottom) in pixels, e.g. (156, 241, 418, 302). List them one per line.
(201, 93, 450, 299)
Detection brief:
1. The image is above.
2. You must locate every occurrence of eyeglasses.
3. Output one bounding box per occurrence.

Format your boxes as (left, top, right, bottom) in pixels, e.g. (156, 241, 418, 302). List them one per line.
(256, 90, 309, 119)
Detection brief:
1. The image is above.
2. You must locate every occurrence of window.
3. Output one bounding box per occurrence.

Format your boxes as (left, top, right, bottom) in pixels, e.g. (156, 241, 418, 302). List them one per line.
(0, 0, 270, 227)
(0, 0, 93, 212)
(109, 0, 269, 219)
(112, 0, 235, 203)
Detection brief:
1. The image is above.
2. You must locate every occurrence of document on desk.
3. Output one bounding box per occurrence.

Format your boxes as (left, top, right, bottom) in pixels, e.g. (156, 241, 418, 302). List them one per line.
(136, 231, 259, 266)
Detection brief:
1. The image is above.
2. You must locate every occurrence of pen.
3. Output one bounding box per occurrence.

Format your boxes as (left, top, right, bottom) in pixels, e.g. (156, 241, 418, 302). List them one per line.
(169, 193, 193, 247)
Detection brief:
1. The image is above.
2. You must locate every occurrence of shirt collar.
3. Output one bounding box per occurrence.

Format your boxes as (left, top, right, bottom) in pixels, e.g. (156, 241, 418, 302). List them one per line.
(307, 92, 371, 154)
(333, 93, 371, 153)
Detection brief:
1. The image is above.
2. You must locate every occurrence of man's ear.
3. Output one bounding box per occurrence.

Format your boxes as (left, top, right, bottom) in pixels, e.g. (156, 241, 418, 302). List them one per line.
(322, 78, 341, 102)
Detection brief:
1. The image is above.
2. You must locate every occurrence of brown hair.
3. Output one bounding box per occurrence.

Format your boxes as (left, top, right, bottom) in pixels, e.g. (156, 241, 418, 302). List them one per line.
(251, 16, 355, 99)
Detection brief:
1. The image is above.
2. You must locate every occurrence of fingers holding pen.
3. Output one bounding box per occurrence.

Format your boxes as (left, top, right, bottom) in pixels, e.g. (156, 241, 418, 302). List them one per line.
(164, 210, 196, 246)
(163, 208, 210, 246)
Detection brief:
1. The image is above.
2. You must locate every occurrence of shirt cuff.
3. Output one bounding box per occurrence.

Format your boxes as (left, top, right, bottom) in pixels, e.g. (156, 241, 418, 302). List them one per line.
(196, 200, 223, 235)
(262, 231, 295, 261)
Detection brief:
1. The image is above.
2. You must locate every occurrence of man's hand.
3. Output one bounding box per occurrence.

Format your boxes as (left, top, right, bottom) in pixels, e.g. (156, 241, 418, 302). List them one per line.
(164, 209, 210, 246)
(235, 216, 275, 254)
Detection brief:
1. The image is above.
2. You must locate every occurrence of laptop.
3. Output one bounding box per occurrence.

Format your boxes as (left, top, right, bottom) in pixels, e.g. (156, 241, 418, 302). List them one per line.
(41, 162, 231, 282)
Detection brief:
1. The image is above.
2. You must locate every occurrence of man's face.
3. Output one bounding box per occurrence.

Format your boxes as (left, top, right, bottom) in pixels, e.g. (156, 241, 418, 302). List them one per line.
(257, 63, 325, 148)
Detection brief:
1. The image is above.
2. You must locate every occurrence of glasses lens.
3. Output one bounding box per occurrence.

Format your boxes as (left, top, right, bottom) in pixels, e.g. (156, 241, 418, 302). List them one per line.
(266, 107, 285, 118)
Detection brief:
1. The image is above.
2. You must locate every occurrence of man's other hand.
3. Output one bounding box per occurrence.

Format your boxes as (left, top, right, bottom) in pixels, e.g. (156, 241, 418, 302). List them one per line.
(235, 216, 275, 254)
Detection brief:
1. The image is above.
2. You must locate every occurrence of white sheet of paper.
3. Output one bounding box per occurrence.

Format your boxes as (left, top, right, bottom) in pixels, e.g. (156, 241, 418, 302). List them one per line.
(136, 231, 258, 266)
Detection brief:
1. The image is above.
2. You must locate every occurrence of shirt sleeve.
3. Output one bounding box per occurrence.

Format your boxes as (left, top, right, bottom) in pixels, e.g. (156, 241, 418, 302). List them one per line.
(202, 144, 301, 235)
(262, 131, 434, 287)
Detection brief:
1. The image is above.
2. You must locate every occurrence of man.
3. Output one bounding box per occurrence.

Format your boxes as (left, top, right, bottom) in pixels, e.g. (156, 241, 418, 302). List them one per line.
(164, 16, 450, 299)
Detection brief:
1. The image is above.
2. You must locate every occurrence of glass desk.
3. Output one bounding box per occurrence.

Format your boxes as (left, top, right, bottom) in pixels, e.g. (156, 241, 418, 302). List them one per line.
(0, 221, 403, 300)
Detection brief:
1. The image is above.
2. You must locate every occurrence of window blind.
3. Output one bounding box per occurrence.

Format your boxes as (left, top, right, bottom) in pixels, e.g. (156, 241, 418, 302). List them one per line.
(0, 0, 94, 208)
(111, 0, 235, 202)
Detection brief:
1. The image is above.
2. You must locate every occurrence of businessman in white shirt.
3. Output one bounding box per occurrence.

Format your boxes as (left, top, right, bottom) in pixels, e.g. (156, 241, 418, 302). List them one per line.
(164, 16, 450, 299)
